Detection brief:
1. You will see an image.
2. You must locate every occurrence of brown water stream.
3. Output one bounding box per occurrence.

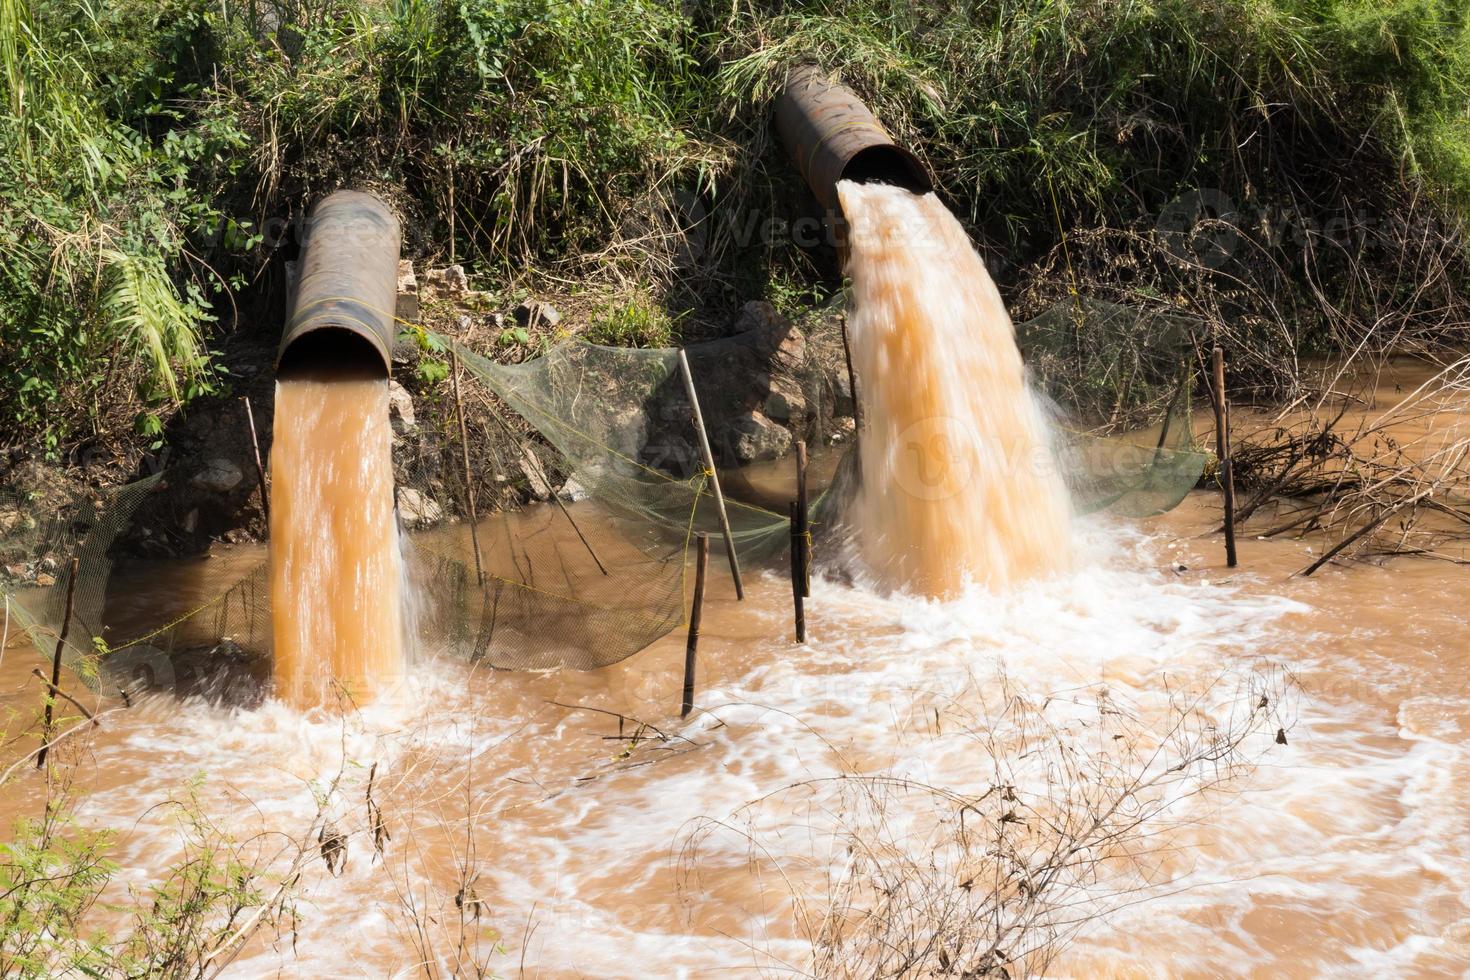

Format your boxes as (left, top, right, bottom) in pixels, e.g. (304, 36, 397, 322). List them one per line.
(270, 369, 405, 709)
(839, 181, 1071, 596)
(3, 428, 1469, 975)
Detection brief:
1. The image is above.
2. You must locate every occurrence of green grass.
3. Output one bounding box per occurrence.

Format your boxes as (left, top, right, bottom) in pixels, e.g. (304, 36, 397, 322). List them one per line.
(0, 0, 228, 450)
(3, 0, 1469, 447)
(585, 295, 678, 348)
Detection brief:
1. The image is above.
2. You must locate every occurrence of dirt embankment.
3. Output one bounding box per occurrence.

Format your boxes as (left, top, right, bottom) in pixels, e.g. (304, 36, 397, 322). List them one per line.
(1, 264, 853, 577)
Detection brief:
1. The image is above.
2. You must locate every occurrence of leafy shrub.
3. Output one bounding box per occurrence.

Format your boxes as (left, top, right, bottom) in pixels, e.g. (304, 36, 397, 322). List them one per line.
(0, 0, 246, 450)
(586, 296, 676, 348)
(3, 0, 1469, 448)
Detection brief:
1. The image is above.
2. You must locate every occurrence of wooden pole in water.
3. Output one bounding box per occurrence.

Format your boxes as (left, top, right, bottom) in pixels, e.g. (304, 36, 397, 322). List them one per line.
(681, 533, 708, 718)
(243, 396, 270, 523)
(677, 349, 744, 600)
(37, 557, 80, 770)
(1212, 346, 1238, 568)
(838, 314, 864, 487)
(550, 490, 608, 576)
(839, 313, 863, 433)
(795, 439, 811, 598)
(450, 348, 485, 586)
(481, 396, 607, 575)
(789, 502, 806, 643)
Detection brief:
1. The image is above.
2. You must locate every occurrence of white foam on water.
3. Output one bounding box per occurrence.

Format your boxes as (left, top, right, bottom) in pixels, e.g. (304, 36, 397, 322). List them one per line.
(61, 509, 1470, 976)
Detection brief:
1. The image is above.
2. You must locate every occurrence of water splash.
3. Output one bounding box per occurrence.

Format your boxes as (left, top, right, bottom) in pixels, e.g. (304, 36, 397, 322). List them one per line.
(838, 180, 1072, 596)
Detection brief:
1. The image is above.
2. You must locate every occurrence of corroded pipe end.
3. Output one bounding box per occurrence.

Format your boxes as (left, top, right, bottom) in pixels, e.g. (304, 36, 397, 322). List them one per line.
(774, 63, 932, 215)
(278, 190, 401, 378)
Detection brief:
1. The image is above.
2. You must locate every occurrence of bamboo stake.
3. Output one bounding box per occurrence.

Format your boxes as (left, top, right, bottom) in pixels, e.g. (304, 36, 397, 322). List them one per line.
(37, 557, 80, 770)
(795, 439, 810, 598)
(243, 396, 270, 523)
(450, 348, 485, 586)
(1212, 347, 1238, 568)
(677, 349, 743, 600)
(789, 502, 806, 643)
(839, 314, 863, 432)
(550, 491, 608, 576)
(31, 669, 96, 725)
(681, 533, 708, 718)
(481, 394, 607, 575)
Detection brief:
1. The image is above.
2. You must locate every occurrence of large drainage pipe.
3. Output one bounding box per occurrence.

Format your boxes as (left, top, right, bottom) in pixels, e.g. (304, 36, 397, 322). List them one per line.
(277, 190, 401, 376)
(774, 63, 932, 216)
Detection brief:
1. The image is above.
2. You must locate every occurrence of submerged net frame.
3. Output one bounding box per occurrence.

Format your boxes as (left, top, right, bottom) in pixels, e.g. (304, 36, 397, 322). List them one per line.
(0, 298, 1207, 695)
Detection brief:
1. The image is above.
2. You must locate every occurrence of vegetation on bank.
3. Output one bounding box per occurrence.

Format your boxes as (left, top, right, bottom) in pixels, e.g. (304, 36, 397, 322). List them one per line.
(1, 0, 1467, 451)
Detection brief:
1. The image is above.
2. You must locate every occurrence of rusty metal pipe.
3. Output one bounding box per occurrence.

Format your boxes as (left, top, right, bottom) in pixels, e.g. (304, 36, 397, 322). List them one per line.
(277, 190, 401, 377)
(774, 64, 932, 216)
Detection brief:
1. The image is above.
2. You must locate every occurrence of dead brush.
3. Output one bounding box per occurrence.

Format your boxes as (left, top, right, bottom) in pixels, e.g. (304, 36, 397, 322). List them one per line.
(677, 669, 1294, 978)
(1227, 353, 1470, 572)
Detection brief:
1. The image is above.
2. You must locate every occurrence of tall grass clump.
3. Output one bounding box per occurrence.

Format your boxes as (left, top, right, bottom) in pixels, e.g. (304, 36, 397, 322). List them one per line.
(200, 0, 728, 271)
(0, 0, 236, 450)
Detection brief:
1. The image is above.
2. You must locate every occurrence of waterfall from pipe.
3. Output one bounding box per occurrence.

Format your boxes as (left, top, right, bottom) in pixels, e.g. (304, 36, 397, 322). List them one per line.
(269, 367, 405, 709)
(838, 180, 1072, 597)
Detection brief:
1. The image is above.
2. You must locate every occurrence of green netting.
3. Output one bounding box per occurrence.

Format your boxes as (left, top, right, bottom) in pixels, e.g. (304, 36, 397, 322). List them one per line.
(1019, 298, 1208, 517)
(1, 476, 272, 699)
(0, 296, 1207, 696)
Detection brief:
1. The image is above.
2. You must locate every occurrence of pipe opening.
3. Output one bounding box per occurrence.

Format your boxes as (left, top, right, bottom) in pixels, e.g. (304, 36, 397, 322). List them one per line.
(277, 327, 388, 382)
(841, 145, 933, 197)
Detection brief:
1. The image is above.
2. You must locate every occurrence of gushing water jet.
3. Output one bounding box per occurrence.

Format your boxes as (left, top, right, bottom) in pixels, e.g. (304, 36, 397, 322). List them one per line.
(776, 67, 1072, 597)
(271, 190, 406, 709)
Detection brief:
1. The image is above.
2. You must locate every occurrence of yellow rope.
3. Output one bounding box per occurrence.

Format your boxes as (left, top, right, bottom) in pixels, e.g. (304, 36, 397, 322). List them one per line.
(104, 563, 268, 653)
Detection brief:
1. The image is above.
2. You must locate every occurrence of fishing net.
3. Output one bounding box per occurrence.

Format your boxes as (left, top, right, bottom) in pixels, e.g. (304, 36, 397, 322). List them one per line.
(0, 296, 1205, 694)
(1019, 297, 1209, 517)
(397, 317, 844, 671)
(0, 476, 272, 699)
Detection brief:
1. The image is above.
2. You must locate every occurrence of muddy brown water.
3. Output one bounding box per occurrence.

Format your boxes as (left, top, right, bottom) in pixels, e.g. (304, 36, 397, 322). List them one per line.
(0, 360, 1468, 976)
(271, 371, 405, 708)
(838, 181, 1071, 597)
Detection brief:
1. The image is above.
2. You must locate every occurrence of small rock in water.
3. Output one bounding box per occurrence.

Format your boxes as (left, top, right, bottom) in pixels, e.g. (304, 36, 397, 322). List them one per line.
(191, 459, 244, 493)
(1171, 562, 1189, 574)
(514, 299, 561, 327)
